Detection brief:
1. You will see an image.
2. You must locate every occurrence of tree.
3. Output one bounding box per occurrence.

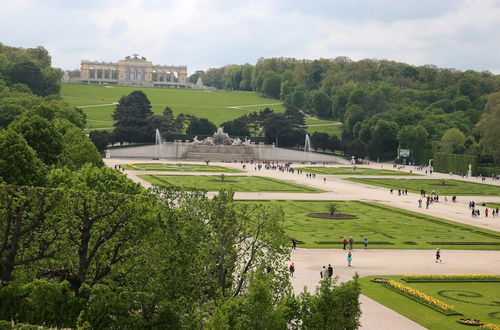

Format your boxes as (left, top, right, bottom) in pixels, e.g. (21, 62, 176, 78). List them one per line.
(311, 132, 330, 151)
(368, 120, 399, 160)
(299, 276, 361, 330)
(89, 130, 111, 153)
(397, 125, 431, 164)
(260, 71, 281, 98)
(42, 165, 145, 293)
(112, 91, 153, 143)
(0, 185, 64, 282)
(9, 114, 63, 165)
(220, 116, 250, 136)
(476, 91, 500, 163)
(440, 128, 466, 154)
(204, 191, 289, 298)
(187, 116, 217, 135)
(55, 120, 103, 170)
(312, 91, 332, 117)
(0, 102, 24, 128)
(327, 203, 338, 216)
(0, 129, 47, 186)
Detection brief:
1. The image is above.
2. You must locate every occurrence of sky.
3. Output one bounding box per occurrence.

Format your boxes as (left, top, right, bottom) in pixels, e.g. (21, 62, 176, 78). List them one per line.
(1, 0, 499, 74)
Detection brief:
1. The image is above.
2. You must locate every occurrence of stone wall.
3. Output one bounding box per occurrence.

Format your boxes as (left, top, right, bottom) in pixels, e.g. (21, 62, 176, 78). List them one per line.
(108, 142, 349, 164)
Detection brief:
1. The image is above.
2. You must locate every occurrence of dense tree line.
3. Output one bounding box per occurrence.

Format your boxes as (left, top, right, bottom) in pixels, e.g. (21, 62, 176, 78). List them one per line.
(0, 43, 61, 96)
(193, 57, 500, 163)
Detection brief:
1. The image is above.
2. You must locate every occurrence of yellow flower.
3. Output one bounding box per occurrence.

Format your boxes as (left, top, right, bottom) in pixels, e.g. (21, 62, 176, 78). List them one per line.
(386, 280, 454, 311)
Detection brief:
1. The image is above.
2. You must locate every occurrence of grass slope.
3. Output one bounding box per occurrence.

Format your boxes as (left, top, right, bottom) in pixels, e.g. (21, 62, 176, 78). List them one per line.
(346, 178, 500, 196)
(139, 175, 323, 193)
(296, 166, 417, 176)
(62, 83, 284, 127)
(239, 200, 500, 249)
(122, 163, 242, 172)
(361, 276, 500, 329)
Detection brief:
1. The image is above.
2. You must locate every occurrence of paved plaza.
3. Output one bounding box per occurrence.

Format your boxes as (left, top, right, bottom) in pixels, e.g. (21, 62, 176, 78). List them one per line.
(106, 158, 500, 329)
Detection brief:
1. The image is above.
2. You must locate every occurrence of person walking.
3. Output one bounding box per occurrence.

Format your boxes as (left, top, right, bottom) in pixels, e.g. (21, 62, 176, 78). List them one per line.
(349, 236, 354, 250)
(363, 237, 368, 249)
(327, 264, 333, 277)
(435, 249, 442, 263)
(320, 266, 326, 279)
(289, 262, 295, 277)
(342, 237, 348, 250)
(347, 251, 352, 267)
(292, 238, 297, 249)
(485, 208, 489, 217)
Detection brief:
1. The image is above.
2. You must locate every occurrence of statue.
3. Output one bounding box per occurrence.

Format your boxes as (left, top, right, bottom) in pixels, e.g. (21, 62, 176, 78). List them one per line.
(189, 127, 250, 146)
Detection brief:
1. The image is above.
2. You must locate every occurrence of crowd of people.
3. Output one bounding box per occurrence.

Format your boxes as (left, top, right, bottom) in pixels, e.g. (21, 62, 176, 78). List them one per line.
(469, 201, 499, 218)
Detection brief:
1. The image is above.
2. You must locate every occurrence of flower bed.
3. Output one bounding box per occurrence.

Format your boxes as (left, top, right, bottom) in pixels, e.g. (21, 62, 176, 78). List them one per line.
(370, 278, 389, 283)
(384, 280, 460, 315)
(458, 318, 484, 326)
(479, 323, 500, 330)
(402, 274, 500, 282)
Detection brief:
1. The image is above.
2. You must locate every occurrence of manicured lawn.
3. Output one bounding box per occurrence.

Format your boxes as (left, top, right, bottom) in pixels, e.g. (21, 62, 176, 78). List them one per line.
(62, 83, 284, 127)
(482, 202, 500, 209)
(361, 276, 500, 329)
(239, 200, 500, 249)
(305, 123, 343, 136)
(122, 163, 242, 172)
(296, 166, 417, 176)
(346, 178, 500, 196)
(139, 175, 323, 193)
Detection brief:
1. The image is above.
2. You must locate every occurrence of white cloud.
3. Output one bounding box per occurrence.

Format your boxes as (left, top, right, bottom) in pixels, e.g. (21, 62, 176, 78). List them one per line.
(0, 0, 499, 73)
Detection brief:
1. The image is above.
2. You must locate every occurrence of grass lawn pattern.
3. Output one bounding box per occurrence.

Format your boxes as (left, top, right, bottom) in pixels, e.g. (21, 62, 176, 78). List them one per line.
(62, 83, 284, 128)
(361, 276, 500, 329)
(305, 123, 343, 136)
(297, 166, 417, 176)
(122, 163, 242, 172)
(346, 178, 500, 196)
(483, 202, 500, 209)
(139, 175, 324, 193)
(239, 200, 500, 249)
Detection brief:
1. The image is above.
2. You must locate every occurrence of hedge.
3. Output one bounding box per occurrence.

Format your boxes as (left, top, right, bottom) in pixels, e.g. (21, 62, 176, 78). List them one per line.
(433, 153, 478, 176)
(478, 166, 500, 177)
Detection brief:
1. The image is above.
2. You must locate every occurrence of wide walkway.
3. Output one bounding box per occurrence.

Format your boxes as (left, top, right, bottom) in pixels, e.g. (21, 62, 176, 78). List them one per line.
(106, 158, 500, 329)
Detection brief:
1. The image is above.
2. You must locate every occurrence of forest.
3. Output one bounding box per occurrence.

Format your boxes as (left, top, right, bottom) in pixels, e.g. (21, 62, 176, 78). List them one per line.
(196, 57, 500, 163)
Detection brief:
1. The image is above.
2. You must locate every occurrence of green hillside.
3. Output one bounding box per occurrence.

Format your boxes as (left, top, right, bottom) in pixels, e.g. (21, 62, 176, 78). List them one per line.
(61, 83, 285, 129)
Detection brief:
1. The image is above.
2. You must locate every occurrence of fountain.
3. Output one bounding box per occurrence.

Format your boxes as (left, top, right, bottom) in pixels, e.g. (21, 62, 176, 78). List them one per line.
(304, 133, 312, 162)
(153, 128, 162, 160)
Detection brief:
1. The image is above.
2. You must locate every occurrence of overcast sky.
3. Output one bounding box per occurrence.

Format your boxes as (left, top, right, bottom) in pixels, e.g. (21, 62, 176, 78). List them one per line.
(1, 0, 499, 74)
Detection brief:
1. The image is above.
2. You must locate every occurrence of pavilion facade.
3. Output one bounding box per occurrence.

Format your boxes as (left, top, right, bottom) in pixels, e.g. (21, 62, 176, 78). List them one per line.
(80, 54, 187, 87)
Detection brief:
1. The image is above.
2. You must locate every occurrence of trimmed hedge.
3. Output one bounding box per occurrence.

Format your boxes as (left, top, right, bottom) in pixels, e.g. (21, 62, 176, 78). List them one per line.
(433, 153, 478, 176)
(478, 166, 500, 177)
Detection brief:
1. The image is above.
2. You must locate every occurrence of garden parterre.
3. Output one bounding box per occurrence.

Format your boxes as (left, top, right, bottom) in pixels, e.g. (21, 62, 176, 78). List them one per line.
(361, 276, 500, 329)
(346, 178, 500, 196)
(240, 200, 500, 249)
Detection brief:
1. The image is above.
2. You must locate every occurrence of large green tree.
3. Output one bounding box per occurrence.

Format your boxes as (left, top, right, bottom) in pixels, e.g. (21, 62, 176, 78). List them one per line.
(0, 185, 64, 282)
(476, 91, 500, 163)
(0, 129, 47, 186)
(9, 114, 63, 165)
(112, 90, 153, 143)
